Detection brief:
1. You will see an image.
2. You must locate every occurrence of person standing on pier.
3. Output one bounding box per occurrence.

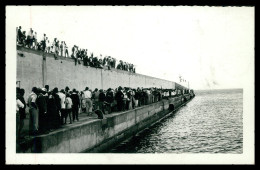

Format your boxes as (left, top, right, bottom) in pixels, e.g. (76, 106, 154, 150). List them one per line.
(37, 88, 48, 134)
(17, 88, 26, 139)
(98, 89, 106, 114)
(105, 88, 114, 114)
(71, 89, 80, 121)
(83, 87, 92, 115)
(53, 87, 62, 129)
(135, 88, 141, 107)
(93, 88, 99, 110)
(27, 87, 39, 136)
(58, 89, 66, 125)
(65, 93, 73, 124)
(47, 88, 59, 130)
(115, 86, 124, 111)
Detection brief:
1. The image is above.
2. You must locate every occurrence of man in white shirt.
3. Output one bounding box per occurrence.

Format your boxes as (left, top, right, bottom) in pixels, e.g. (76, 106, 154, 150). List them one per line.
(65, 93, 73, 124)
(27, 87, 39, 135)
(57, 89, 66, 125)
(16, 98, 24, 112)
(83, 87, 92, 115)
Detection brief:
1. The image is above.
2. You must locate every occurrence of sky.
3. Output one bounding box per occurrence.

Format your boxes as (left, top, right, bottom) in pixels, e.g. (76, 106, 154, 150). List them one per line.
(8, 6, 254, 90)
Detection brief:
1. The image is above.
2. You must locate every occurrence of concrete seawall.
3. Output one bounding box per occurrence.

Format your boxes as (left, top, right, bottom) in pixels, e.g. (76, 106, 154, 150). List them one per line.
(17, 95, 192, 153)
(17, 46, 177, 99)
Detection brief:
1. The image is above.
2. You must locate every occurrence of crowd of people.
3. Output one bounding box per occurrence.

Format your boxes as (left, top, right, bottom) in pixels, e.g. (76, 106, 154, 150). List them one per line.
(16, 84, 186, 139)
(16, 26, 136, 72)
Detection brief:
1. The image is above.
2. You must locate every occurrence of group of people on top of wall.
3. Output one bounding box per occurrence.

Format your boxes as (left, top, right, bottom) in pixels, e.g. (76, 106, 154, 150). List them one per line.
(16, 84, 189, 140)
(16, 26, 136, 73)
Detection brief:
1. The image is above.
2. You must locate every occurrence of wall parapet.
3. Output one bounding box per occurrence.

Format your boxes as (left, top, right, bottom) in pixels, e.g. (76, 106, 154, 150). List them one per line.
(17, 45, 178, 99)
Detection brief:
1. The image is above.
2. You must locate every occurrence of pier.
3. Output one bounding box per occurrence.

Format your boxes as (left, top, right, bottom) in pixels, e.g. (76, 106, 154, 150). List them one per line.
(17, 94, 193, 153)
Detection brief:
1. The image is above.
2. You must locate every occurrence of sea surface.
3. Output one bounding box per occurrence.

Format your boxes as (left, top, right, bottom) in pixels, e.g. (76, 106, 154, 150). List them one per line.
(105, 89, 243, 153)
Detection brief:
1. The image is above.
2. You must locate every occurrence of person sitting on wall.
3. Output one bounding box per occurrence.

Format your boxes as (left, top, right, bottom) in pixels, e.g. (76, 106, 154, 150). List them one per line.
(94, 109, 104, 119)
(27, 28, 34, 49)
(93, 56, 98, 68)
(83, 53, 88, 66)
(60, 41, 64, 57)
(98, 58, 103, 68)
(17, 26, 23, 45)
(71, 45, 76, 58)
(20, 31, 27, 47)
(64, 41, 69, 57)
(55, 40, 60, 57)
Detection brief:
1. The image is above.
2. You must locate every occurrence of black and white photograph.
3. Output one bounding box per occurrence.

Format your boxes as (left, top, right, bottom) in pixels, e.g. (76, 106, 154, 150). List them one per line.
(6, 6, 254, 164)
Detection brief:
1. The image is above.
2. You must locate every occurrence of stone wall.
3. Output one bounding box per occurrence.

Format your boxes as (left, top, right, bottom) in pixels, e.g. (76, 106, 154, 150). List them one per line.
(17, 46, 176, 99)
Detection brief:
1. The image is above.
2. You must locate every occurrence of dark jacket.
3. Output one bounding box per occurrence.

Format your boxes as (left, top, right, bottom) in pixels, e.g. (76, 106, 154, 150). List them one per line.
(115, 91, 124, 101)
(99, 92, 106, 102)
(53, 93, 61, 111)
(18, 96, 26, 119)
(106, 91, 114, 103)
(37, 94, 47, 114)
(71, 92, 80, 108)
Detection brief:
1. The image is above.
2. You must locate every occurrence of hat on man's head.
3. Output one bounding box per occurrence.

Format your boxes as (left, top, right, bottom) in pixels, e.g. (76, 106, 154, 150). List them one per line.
(85, 87, 89, 90)
(60, 89, 65, 93)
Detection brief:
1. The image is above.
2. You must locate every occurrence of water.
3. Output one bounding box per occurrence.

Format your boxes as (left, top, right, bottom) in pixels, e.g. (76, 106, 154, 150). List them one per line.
(105, 89, 243, 153)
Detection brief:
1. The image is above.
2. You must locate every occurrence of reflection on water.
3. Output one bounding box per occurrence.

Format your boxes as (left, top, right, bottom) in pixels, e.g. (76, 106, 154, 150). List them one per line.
(105, 89, 243, 153)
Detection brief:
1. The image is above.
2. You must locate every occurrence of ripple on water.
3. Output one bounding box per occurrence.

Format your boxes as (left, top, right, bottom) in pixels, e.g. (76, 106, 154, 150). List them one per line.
(106, 89, 243, 153)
